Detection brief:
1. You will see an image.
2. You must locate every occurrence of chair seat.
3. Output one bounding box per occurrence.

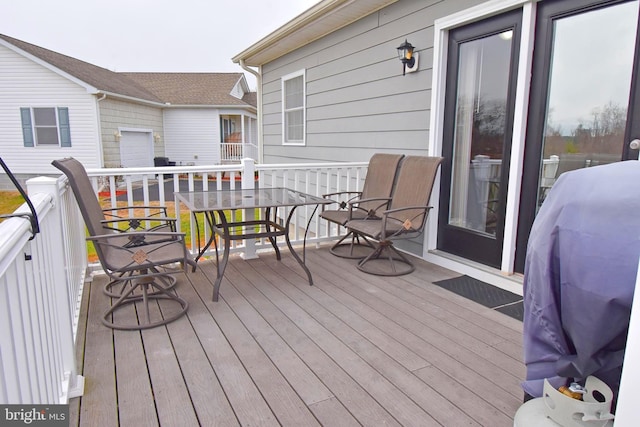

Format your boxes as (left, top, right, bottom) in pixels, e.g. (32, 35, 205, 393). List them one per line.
(320, 209, 368, 225)
(345, 218, 407, 241)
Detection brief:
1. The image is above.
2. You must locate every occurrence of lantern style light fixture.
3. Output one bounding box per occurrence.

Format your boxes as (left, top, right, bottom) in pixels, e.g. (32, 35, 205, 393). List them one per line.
(397, 39, 418, 75)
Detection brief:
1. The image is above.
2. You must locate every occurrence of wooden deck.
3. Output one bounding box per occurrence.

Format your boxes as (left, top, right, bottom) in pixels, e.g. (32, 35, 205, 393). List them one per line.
(69, 244, 525, 426)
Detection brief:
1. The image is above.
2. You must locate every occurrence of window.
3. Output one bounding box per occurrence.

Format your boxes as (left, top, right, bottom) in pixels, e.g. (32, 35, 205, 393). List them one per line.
(282, 70, 305, 145)
(20, 107, 71, 147)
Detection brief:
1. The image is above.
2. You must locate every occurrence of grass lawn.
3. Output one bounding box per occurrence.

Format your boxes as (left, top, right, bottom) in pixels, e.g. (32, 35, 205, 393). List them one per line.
(0, 191, 26, 216)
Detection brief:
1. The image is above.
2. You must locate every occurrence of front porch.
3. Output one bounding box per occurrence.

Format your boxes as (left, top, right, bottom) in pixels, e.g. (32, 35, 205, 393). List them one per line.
(70, 246, 524, 426)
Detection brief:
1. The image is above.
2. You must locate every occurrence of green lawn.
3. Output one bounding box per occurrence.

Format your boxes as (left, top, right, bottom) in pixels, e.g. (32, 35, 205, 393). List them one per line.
(0, 191, 26, 216)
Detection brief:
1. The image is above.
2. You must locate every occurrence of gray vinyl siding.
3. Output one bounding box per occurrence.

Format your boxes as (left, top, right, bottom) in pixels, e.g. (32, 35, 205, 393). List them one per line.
(260, 0, 482, 165)
(98, 98, 164, 168)
(259, 0, 483, 255)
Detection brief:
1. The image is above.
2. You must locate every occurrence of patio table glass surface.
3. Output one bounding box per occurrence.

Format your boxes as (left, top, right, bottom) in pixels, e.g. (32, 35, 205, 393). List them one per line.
(175, 187, 329, 211)
(174, 187, 333, 301)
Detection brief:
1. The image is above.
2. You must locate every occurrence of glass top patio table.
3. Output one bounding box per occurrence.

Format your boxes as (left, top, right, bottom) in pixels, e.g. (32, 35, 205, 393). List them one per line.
(175, 187, 329, 212)
(174, 187, 333, 302)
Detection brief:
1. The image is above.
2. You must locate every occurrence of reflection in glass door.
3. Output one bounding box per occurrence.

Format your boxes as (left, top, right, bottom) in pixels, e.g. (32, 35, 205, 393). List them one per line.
(536, 0, 639, 206)
(438, 10, 522, 268)
(516, 0, 640, 272)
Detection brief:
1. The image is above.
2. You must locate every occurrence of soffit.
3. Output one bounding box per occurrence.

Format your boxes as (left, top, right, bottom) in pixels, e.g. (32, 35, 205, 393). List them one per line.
(233, 0, 398, 66)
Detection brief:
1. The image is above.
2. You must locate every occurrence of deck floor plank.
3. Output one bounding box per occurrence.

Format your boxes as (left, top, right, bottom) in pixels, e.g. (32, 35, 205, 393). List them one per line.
(258, 256, 480, 427)
(190, 263, 321, 427)
(236, 256, 443, 426)
(77, 281, 119, 427)
(308, 249, 523, 393)
(222, 258, 403, 426)
(289, 250, 523, 418)
(70, 244, 525, 427)
(112, 295, 159, 426)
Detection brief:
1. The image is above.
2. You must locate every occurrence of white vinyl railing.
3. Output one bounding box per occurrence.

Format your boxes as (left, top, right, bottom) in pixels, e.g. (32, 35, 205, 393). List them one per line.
(220, 142, 259, 163)
(87, 159, 369, 261)
(0, 176, 86, 404)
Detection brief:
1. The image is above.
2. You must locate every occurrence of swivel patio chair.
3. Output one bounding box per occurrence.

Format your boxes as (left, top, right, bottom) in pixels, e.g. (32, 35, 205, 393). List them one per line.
(52, 157, 196, 330)
(345, 155, 443, 276)
(320, 153, 404, 258)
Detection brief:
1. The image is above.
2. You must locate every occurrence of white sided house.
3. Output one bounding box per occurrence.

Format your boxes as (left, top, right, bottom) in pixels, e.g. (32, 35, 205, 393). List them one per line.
(0, 34, 257, 187)
(233, 0, 640, 289)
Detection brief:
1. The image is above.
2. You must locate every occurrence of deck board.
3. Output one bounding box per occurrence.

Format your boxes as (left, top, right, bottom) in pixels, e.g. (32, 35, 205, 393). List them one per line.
(69, 244, 525, 426)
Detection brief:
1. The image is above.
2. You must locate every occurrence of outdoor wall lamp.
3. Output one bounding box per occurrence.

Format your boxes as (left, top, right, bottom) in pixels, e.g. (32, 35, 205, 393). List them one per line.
(397, 39, 418, 75)
(154, 132, 161, 143)
(113, 130, 121, 142)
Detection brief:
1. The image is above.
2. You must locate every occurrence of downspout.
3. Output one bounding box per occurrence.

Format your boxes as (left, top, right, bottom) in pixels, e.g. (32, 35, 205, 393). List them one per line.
(95, 92, 107, 167)
(239, 60, 263, 163)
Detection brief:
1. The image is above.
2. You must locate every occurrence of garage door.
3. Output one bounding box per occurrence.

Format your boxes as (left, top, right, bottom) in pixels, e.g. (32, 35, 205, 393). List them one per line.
(119, 131, 153, 168)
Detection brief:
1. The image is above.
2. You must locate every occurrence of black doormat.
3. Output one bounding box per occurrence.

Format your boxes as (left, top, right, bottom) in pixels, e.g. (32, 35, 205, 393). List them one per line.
(433, 275, 523, 321)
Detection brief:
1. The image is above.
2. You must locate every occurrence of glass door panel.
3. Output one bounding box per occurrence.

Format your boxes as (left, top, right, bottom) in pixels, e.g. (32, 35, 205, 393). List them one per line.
(537, 0, 640, 207)
(437, 9, 522, 268)
(516, 0, 640, 272)
(449, 31, 513, 235)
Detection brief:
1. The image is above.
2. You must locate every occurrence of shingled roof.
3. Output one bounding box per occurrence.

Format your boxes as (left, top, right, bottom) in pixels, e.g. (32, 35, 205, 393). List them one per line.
(121, 73, 255, 106)
(0, 34, 256, 108)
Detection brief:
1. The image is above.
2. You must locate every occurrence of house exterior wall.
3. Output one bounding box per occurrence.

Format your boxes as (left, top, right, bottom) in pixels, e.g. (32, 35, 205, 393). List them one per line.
(259, 0, 482, 255)
(260, 0, 481, 165)
(0, 43, 101, 187)
(98, 98, 164, 168)
(163, 108, 221, 165)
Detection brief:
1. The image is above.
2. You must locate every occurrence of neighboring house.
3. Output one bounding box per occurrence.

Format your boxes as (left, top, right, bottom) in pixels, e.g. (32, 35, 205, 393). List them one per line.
(0, 33, 257, 187)
(232, 0, 640, 289)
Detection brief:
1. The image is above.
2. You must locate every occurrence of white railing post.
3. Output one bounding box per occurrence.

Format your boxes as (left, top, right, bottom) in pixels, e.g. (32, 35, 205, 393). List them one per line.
(241, 158, 257, 259)
(26, 177, 85, 400)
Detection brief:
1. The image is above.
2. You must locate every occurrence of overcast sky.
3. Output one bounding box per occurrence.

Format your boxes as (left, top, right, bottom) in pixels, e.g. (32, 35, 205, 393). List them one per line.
(0, 0, 320, 89)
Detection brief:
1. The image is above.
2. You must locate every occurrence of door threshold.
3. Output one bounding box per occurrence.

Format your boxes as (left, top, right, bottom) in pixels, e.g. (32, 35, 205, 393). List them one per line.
(424, 249, 523, 296)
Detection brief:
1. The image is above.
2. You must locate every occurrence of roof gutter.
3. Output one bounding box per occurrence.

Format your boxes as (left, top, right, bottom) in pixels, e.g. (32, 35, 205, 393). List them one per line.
(239, 59, 263, 163)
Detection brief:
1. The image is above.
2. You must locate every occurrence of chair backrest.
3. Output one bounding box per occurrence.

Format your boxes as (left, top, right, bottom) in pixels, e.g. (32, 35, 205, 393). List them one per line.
(52, 158, 112, 261)
(387, 155, 443, 229)
(358, 153, 404, 211)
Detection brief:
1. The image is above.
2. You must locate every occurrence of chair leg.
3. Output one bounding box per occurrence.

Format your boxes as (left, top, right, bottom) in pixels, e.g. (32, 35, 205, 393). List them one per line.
(329, 230, 377, 259)
(356, 240, 415, 276)
(102, 270, 188, 330)
(103, 269, 177, 297)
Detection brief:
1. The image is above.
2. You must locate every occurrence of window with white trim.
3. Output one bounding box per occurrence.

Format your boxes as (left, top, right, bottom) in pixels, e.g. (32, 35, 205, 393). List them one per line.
(282, 70, 305, 145)
(20, 107, 71, 147)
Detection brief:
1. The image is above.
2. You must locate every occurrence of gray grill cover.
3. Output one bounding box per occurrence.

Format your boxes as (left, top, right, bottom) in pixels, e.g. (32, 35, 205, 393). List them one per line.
(522, 160, 640, 400)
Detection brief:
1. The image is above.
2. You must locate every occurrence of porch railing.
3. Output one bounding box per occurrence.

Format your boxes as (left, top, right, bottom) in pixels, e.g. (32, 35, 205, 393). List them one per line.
(220, 142, 259, 163)
(87, 159, 369, 261)
(0, 176, 86, 404)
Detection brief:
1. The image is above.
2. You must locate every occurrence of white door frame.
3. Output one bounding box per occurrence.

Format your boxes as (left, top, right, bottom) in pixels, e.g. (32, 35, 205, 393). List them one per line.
(424, 0, 536, 292)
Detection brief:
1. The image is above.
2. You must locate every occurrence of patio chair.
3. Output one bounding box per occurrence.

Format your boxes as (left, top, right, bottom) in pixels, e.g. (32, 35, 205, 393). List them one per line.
(320, 153, 404, 258)
(345, 155, 443, 276)
(52, 157, 196, 330)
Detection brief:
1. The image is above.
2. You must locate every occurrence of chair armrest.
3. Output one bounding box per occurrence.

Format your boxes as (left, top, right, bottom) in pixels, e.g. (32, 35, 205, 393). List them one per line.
(88, 230, 186, 248)
(380, 206, 433, 239)
(103, 206, 169, 217)
(322, 190, 362, 198)
(321, 191, 363, 211)
(101, 217, 176, 224)
(101, 216, 177, 233)
(348, 197, 392, 219)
